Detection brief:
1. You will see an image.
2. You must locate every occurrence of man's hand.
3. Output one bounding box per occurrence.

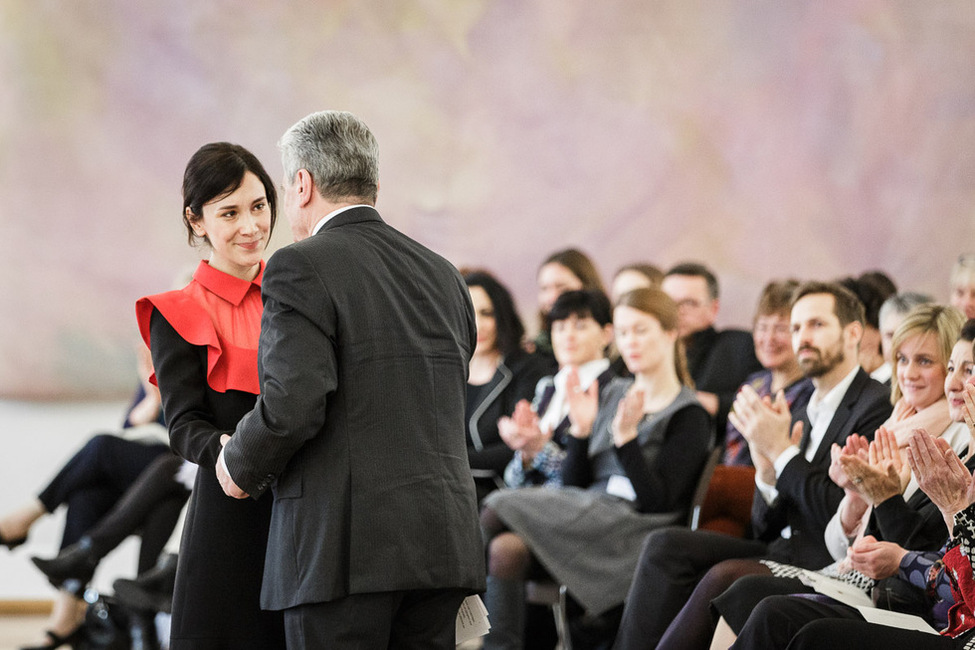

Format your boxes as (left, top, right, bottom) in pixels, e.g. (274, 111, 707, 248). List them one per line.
(216, 434, 249, 499)
(728, 387, 794, 464)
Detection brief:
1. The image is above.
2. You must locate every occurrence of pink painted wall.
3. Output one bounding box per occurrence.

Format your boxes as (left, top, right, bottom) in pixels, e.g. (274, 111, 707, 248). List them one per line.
(2, 1, 974, 398)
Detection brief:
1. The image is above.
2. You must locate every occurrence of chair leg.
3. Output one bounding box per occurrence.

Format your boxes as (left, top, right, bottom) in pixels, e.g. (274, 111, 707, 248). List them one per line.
(551, 584, 572, 650)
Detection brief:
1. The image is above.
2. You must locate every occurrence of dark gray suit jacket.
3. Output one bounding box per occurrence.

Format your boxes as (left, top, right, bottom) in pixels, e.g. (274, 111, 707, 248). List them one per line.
(224, 206, 486, 610)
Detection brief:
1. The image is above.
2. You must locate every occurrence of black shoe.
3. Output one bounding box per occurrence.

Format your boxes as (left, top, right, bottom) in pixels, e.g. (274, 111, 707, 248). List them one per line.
(31, 537, 98, 589)
(132, 553, 178, 592)
(18, 626, 84, 650)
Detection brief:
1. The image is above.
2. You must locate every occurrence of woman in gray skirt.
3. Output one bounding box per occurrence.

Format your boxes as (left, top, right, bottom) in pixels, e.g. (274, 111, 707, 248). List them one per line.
(480, 287, 712, 650)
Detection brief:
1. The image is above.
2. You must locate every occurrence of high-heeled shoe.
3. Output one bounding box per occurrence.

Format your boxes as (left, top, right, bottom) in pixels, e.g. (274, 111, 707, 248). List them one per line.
(18, 626, 84, 650)
(0, 529, 28, 550)
(31, 537, 98, 589)
(113, 554, 177, 615)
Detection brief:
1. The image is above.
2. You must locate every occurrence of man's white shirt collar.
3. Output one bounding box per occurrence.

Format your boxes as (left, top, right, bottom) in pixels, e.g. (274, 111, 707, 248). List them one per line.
(311, 204, 373, 236)
(806, 364, 861, 429)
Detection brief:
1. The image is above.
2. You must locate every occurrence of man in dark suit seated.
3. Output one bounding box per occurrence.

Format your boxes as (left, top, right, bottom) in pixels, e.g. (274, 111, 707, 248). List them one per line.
(216, 110, 484, 649)
(612, 281, 893, 650)
(661, 262, 762, 441)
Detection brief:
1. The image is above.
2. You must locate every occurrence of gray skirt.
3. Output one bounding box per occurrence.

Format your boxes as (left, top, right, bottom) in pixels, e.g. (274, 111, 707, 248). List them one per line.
(485, 486, 680, 615)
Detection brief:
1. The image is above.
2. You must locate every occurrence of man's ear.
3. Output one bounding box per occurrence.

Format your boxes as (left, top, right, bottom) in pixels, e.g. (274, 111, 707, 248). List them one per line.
(844, 321, 864, 350)
(708, 298, 721, 323)
(296, 169, 315, 207)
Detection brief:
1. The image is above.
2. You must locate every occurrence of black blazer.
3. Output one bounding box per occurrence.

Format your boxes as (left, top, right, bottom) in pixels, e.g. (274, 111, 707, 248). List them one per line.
(753, 367, 892, 569)
(224, 207, 485, 609)
(466, 349, 549, 497)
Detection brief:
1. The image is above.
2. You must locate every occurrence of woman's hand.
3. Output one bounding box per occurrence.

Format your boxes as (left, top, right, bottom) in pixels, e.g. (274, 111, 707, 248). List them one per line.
(964, 383, 975, 439)
(829, 434, 869, 492)
(499, 400, 550, 459)
(566, 368, 599, 439)
(612, 386, 645, 447)
(839, 428, 907, 506)
(907, 428, 975, 531)
(847, 535, 908, 580)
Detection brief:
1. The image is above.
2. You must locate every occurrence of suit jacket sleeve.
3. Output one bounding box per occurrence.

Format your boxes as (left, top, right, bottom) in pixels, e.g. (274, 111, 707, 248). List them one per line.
(149, 309, 231, 467)
(224, 246, 339, 498)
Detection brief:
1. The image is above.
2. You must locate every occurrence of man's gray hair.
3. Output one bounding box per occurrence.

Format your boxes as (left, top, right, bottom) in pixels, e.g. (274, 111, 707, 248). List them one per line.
(279, 111, 379, 203)
(878, 291, 934, 326)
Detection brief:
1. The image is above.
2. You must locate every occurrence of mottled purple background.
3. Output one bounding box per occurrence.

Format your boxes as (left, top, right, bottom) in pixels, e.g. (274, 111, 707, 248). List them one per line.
(3, 1, 974, 398)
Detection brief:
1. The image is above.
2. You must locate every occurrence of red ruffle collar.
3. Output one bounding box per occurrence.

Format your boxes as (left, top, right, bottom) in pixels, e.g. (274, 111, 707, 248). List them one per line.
(136, 260, 263, 394)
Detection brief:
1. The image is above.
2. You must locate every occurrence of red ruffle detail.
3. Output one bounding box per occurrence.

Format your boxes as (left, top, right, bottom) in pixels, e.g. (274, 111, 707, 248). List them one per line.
(136, 291, 260, 395)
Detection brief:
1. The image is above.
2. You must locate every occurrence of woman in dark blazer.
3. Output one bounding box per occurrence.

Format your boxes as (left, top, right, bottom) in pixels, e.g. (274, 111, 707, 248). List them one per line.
(464, 270, 551, 502)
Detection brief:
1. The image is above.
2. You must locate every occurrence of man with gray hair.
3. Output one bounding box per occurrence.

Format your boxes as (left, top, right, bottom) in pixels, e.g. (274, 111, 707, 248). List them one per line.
(216, 111, 485, 647)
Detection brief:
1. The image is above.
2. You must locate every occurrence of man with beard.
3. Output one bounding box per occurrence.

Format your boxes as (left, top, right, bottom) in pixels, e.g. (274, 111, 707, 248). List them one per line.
(612, 281, 892, 650)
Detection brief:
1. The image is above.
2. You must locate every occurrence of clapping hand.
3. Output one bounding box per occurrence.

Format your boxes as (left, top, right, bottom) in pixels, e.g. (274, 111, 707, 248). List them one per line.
(964, 383, 975, 438)
(612, 386, 645, 447)
(498, 400, 551, 459)
(829, 434, 870, 492)
(565, 368, 599, 439)
(729, 386, 799, 466)
(906, 429, 975, 532)
(839, 427, 909, 506)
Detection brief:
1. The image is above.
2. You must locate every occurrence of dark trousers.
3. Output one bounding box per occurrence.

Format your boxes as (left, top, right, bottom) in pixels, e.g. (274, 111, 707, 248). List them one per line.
(613, 527, 767, 650)
(730, 595, 962, 649)
(283, 588, 469, 650)
(85, 453, 189, 574)
(37, 434, 170, 550)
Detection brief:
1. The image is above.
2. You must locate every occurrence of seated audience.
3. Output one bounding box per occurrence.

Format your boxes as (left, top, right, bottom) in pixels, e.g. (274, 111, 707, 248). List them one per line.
(661, 262, 762, 441)
(950, 253, 975, 319)
(707, 306, 969, 648)
(464, 270, 550, 502)
(702, 280, 813, 539)
(480, 287, 711, 650)
(30, 454, 191, 595)
(612, 281, 892, 650)
(0, 350, 170, 650)
(534, 248, 606, 360)
(728, 425, 975, 649)
(498, 289, 616, 488)
(723, 279, 813, 467)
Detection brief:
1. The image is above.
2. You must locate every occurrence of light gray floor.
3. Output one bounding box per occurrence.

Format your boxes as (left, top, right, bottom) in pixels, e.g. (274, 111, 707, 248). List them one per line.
(0, 615, 47, 650)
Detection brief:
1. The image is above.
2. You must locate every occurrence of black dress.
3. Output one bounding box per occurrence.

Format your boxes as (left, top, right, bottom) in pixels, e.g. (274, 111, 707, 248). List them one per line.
(138, 261, 285, 650)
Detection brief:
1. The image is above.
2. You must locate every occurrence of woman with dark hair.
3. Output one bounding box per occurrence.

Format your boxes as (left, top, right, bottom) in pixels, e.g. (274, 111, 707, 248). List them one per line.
(135, 142, 285, 649)
(480, 287, 711, 650)
(498, 289, 617, 489)
(464, 269, 549, 502)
